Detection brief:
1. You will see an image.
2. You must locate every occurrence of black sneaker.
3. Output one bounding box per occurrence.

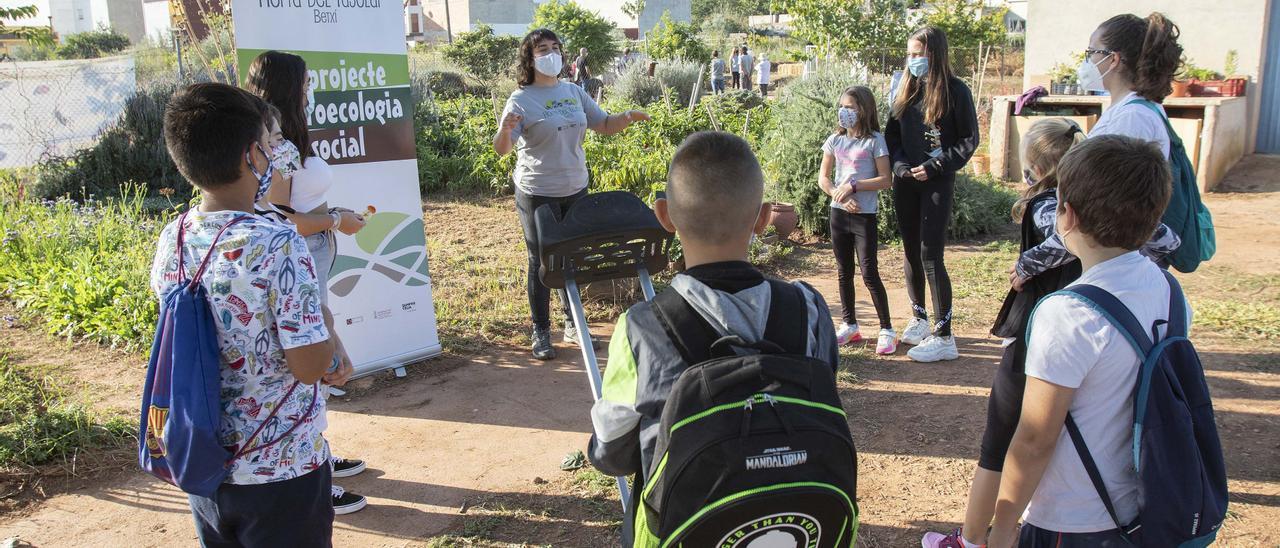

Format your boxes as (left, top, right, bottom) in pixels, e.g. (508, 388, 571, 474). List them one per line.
(532, 327, 556, 360)
(332, 485, 367, 515)
(331, 457, 366, 478)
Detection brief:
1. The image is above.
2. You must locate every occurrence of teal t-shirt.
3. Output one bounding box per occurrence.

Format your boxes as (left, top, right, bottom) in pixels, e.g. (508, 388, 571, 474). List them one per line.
(501, 81, 608, 198)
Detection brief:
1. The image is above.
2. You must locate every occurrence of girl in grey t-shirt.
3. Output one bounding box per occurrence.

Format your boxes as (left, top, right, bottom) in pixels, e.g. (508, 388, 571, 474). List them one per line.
(817, 86, 895, 356)
(493, 28, 650, 361)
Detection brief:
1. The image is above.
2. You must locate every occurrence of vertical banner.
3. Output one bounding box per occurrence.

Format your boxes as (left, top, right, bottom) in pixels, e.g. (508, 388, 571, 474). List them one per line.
(231, 0, 441, 376)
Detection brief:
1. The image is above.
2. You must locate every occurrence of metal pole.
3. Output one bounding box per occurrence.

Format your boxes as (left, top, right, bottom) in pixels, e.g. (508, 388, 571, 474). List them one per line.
(443, 0, 453, 44)
(636, 266, 656, 301)
(563, 275, 632, 509)
(175, 31, 185, 81)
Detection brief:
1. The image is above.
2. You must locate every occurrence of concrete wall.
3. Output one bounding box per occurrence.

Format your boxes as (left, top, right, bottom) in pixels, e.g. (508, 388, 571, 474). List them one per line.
(106, 0, 144, 43)
(141, 0, 170, 43)
(577, 0, 690, 34)
(1024, 0, 1273, 152)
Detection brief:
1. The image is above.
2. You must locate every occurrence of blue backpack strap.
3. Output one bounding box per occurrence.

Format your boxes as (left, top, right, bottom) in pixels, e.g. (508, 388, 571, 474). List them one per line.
(1064, 414, 1133, 538)
(1060, 284, 1154, 357)
(1163, 271, 1188, 338)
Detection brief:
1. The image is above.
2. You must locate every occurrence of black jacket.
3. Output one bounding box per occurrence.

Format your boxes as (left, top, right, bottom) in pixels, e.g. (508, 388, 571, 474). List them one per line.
(885, 76, 980, 179)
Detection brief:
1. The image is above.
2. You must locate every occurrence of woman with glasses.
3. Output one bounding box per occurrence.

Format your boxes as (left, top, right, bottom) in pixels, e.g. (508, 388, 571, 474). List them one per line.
(884, 26, 979, 364)
(1077, 13, 1183, 160)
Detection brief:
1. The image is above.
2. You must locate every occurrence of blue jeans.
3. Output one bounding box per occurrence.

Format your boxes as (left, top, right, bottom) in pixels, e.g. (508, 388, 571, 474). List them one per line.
(711, 78, 725, 94)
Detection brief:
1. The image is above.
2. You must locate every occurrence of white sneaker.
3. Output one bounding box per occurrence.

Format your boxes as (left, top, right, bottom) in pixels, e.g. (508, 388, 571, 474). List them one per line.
(907, 335, 959, 363)
(876, 329, 898, 355)
(836, 322, 863, 345)
(900, 317, 930, 346)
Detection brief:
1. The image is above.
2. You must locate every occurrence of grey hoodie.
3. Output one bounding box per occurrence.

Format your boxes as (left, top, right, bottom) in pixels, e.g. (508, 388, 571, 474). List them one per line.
(587, 271, 839, 482)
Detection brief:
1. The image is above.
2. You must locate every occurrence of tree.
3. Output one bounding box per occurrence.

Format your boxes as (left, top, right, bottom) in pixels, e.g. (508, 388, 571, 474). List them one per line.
(921, 0, 1007, 73)
(530, 0, 620, 75)
(621, 0, 645, 22)
(773, 0, 912, 72)
(441, 24, 520, 82)
(0, 5, 53, 48)
(691, 0, 771, 27)
(646, 11, 711, 62)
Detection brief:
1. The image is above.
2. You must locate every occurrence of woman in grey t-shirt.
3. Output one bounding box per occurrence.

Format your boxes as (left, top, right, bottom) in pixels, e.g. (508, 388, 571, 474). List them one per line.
(494, 28, 650, 361)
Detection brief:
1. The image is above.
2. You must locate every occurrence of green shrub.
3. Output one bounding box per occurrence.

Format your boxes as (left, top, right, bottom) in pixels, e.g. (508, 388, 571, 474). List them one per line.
(763, 67, 1015, 241)
(32, 82, 184, 202)
(762, 67, 880, 236)
(0, 181, 164, 350)
(653, 58, 707, 108)
(612, 62, 666, 106)
(56, 27, 130, 59)
(440, 24, 520, 82)
(584, 93, 770, 197)
(415, 94, 515, 195)
(645, 11, 711, 62)
(0, 353, 134, 468)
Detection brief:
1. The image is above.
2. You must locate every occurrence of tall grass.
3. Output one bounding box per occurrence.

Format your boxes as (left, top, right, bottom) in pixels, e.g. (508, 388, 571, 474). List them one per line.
(0, 178, 166, 350)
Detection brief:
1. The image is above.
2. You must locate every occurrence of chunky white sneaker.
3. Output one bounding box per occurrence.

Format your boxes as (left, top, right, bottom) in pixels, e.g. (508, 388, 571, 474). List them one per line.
(900, 317, 930, 346)
(876, 329, 898, 355)
(836, 322, 863, 345)
(907, 335, 959, 363)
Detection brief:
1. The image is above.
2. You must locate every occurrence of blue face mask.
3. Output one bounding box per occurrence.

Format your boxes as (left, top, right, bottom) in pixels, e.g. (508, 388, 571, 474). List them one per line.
(907, 56, 930, 78)
(246, 144, 274, 202)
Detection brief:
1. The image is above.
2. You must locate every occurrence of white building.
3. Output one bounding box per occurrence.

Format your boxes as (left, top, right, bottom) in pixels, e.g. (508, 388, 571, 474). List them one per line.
(412, 0, 691, 43)
(0, 0, 146, 44)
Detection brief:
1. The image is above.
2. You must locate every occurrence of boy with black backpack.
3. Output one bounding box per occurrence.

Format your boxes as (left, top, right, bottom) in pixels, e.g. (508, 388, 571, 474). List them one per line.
(148, 83, 349, 546)
(588, 131, 854, 547)
(984, 135, 1226, 548)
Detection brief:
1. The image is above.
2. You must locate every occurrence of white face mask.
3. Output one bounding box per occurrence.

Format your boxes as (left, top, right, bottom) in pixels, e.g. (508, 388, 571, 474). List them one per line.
(534, 52, 563, 78)
(1076, 53, 1115, 92)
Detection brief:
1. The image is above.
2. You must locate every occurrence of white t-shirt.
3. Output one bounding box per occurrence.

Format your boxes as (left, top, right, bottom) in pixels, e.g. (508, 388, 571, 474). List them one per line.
(755, 60, 771, 84)
(1023, 251, 1187, 532)
(1091, 91, 1171, 160)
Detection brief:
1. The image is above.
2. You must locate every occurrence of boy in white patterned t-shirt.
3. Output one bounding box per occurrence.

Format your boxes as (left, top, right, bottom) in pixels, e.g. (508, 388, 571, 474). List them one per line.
(151, 83, 350, 546)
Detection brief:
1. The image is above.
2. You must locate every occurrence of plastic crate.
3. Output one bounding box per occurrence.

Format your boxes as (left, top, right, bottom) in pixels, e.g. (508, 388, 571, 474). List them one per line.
(1191, 78, 1246, 97)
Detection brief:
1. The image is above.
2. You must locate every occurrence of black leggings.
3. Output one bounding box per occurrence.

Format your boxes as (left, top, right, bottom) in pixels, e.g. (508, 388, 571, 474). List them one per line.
(979, 339, 1027, 471)
(830, 209, 891, 329)
(515, 188, 586, 331)
(894, 172, 955, 336)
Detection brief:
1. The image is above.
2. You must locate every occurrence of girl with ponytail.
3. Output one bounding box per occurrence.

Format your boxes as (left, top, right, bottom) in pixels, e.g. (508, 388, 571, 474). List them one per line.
(1079, 12, 1184, 159)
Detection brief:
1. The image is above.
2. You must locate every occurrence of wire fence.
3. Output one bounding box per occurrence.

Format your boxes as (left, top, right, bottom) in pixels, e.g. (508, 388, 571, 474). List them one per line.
(0, 55, 138, 168)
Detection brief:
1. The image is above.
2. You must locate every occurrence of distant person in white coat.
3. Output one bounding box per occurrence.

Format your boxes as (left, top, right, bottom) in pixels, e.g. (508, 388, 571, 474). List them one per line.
(755, 54, 771, 96)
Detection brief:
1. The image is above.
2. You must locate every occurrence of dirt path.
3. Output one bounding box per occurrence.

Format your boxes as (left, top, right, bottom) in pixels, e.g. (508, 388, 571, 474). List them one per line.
(2, 162, 1278, 546)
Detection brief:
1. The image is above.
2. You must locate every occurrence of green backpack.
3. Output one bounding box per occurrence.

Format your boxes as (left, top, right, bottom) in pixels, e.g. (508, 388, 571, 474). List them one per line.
(1136, 99, 1217, 273)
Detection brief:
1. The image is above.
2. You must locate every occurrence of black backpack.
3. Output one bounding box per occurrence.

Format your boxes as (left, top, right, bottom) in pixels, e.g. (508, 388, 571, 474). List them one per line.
(631, 280, 859, 548)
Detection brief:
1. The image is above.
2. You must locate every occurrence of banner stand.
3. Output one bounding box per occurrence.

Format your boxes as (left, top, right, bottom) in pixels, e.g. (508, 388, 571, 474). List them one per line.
(232, 0, 442, 379)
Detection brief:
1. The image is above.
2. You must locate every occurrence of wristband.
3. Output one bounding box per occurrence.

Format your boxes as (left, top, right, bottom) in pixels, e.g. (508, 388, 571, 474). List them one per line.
(330, 212, 342, 231)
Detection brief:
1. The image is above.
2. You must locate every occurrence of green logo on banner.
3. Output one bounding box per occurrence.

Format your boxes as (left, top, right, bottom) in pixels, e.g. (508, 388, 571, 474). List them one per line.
(329, 211, 430, 297)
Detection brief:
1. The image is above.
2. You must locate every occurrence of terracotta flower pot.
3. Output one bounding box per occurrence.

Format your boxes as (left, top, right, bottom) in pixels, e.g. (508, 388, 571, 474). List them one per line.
(1170, 80, 1192, 98)
(769, 202, 799, 240)
(971, 154, 990, 177)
